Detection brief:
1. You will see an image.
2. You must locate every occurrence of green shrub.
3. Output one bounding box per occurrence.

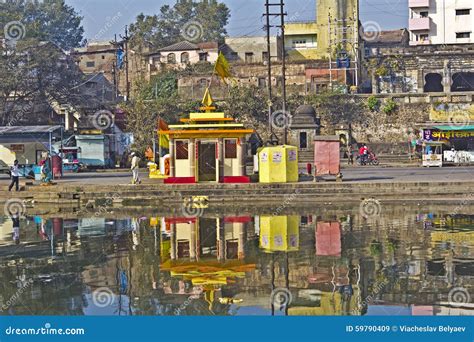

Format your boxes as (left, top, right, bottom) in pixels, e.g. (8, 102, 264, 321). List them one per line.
(367, 96, 380, 111)
(382, 99, 397, 114)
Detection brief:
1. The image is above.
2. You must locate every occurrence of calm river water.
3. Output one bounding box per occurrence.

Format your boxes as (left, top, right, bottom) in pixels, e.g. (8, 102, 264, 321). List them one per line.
(0, 204, 472, 316)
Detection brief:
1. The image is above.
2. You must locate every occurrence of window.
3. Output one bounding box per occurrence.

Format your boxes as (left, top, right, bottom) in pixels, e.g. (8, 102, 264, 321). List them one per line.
(181, 52, 189, 63)
(418, 34, 429, 41)
(292, 39, 308, 48)
(230, 52, 239, 60)
(101, 55, 105, 60)
(456, 32, 471, 39)
(299, 132, 308, 149)
(199, 78, 208, 87)
(456, 9, 471, 16)
(419, 11, 429, 18)
(86, 61, 95, 68)
(245, 52, 254, 63)
(258, 77, 266, 89)
(167, 53, 176, 64)
(85, 82, 97, 88)
(176, 140, 189, 160)
(262, 51, 269, 62)
(225, 139, 237, 159)
(199, 52, 208, 62)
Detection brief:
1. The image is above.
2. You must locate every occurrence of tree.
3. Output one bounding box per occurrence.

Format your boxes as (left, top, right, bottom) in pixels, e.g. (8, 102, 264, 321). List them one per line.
(0, 0, 85, 125)
(121, 73, 200, 154)
(0, 0, 85, 50)
(129, 0, 230, 52)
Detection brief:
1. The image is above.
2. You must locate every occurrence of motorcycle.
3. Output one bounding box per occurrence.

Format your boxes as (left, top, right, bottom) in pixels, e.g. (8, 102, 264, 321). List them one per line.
(356, 151, 379, 166)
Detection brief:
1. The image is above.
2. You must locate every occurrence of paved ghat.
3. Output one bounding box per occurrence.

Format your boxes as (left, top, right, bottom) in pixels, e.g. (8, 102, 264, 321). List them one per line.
(0, 166, 473, 186)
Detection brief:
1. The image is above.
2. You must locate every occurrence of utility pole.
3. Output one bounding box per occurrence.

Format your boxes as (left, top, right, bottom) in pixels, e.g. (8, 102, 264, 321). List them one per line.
(264, 0, 273, 140)
(120, 26, 130, 101)
(263, 0, 288, 145)
(112, 34, 119, 100)
(279, 0, 288, 145)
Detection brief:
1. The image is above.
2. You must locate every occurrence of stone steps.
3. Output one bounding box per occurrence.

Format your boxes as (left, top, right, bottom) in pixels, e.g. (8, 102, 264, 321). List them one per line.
(1, 181, 472, 206)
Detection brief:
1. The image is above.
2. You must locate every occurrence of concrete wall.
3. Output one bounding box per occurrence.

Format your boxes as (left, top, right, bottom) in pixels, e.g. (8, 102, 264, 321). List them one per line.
(224, 36, 280, 63)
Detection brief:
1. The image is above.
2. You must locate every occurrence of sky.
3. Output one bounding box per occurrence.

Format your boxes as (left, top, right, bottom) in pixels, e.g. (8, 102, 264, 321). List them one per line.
(66, 0, 409, 42)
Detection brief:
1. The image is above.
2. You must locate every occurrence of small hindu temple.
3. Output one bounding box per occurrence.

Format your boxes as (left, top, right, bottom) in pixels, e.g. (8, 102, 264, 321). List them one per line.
(160, 93, 254, 184)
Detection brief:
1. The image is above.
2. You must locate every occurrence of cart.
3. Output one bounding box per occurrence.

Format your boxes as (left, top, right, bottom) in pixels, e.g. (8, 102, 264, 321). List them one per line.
(422, 141, 445, 167)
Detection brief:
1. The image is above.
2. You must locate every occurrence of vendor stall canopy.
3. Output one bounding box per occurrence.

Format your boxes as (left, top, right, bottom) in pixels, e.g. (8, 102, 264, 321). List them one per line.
(433, 125, 474, 131)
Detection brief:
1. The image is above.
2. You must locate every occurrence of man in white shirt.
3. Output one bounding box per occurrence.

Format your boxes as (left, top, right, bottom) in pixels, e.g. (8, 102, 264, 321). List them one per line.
(130, 152, 141, 185)
(8, 160, 20, 192)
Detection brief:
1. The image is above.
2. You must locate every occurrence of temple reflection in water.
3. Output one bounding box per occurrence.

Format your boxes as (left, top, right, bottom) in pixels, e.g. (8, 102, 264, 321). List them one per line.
(0, 207, 473, 316)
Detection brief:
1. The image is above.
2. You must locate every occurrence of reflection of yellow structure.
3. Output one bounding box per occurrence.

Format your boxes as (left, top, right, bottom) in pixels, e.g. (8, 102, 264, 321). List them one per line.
(289, 290, 360, 316)
(258, 146, 298, 183)
(161, 217, 251, 262)
(259, 216, 299, 252)
(161, 260, 256, 286)
(431, 231, 474, 245)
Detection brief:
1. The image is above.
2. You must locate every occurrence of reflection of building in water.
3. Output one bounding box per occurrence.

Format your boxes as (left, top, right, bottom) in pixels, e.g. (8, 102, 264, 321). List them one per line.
(159, 216, 256, 313)
(259, 216, 299, 253)
(162, 216, 251, 262)
(0, 211, 473, 316)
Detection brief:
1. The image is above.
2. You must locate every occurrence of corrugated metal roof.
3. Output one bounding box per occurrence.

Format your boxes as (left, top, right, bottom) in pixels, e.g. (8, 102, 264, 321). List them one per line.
(0, 125, 62, 135)
(434, 125, 474, 131)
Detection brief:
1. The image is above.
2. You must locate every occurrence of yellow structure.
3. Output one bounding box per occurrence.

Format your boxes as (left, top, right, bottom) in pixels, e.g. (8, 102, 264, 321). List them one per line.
(259, 216, 299, 252)
(285, 0, 359, 61)
(258, 145, 298, 183)
(160, 98, 254, 184)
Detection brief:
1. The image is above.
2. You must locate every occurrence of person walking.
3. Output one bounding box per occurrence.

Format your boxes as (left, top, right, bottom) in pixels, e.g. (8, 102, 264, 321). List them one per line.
(8, 160, 20, 192)
(346, 144, 354, 165)
(130, 152, 141, 185)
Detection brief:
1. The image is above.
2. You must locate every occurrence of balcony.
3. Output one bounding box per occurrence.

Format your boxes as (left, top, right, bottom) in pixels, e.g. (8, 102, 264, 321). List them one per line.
(409, 17, 431, 31)
(409, 0, 430, 8)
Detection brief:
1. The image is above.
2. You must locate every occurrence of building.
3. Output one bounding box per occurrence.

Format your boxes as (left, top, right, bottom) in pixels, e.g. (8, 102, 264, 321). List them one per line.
(366, 43, 474, 94)
(0, 126, 62, 166)
(222, 36, 281, 63)
(285, 0, 359, 61)
(72, 42, 117, 84)
(146, 41, 219, 75)
(287, 105, 321, 163)
(409, 0, 474, 45)
(160, 100, 254, 184)
(362, 29, 410, 58)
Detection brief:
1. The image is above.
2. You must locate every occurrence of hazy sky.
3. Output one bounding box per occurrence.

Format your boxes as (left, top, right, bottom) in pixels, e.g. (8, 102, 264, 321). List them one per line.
(66, 0, 408, 42)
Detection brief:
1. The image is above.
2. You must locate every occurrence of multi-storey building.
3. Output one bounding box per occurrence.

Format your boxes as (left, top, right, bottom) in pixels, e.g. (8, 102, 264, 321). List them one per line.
(409, 0, 474, 45)
(285, 0, 359, 61)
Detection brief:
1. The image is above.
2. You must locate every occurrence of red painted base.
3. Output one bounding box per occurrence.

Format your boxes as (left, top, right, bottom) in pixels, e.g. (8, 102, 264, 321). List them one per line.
(221, 176, 251, 183)
(164, 177, 196, 184)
